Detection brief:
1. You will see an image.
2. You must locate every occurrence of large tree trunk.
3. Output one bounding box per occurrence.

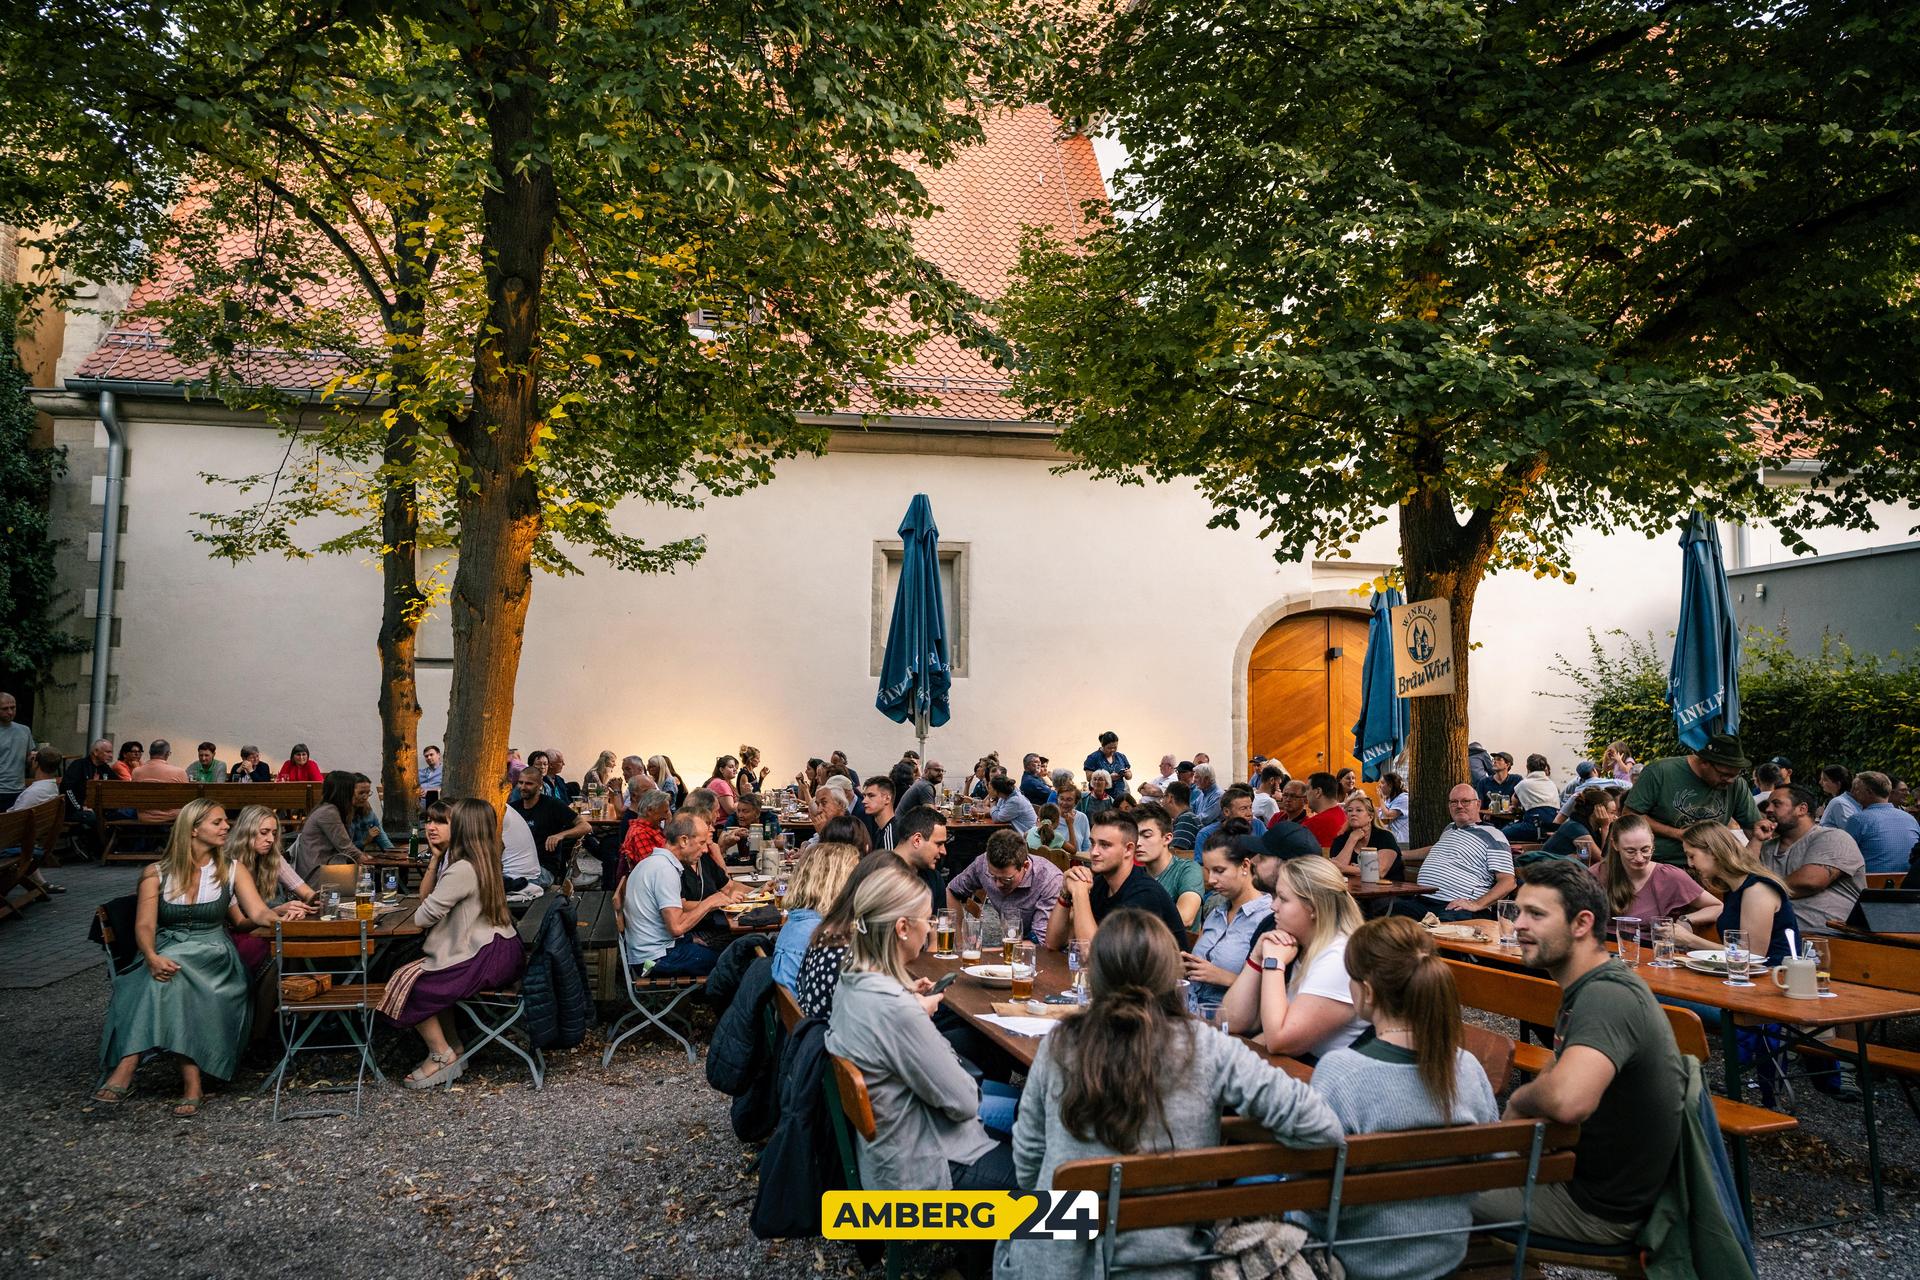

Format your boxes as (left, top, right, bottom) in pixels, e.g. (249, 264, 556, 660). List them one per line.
(1398, 486, 1499, 845)
(443, 35, 556, 811)
(376, 435, 424, 831)
(375, 212, 430, 832)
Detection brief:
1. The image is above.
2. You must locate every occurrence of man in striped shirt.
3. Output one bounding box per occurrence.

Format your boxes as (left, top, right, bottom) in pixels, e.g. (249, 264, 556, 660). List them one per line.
(1391, 784, 1516, 922)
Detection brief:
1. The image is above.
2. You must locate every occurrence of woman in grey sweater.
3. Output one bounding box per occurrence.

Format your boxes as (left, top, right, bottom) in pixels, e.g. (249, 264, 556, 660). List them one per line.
(1306, 916, 1497, 1279)
(823, 864, 1014, 1193)
(996, 909, 1343, 1280)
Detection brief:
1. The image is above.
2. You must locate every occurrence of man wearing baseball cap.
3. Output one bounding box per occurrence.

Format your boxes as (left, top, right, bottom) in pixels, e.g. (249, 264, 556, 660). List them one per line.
(1624, 732, 1762, 866)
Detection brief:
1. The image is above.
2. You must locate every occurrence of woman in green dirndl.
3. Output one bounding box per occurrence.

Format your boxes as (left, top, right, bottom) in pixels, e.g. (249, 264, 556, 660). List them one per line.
(94, 799, 289, 1116)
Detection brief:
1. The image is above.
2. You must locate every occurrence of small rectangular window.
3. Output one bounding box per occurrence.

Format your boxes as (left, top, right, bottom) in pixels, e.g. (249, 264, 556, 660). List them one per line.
(871, 540, 969, 678)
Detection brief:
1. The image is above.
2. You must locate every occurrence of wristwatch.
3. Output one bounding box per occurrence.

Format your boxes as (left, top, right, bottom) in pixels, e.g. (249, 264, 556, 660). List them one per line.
(1261, 955, 1282, 972)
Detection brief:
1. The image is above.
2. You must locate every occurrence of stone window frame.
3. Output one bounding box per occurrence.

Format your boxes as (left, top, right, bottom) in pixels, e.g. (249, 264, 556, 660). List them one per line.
(870, 540, 969, 679)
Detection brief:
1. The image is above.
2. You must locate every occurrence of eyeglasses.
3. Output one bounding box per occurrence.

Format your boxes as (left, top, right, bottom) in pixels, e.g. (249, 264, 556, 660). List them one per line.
(1447, 798, 1478, 808)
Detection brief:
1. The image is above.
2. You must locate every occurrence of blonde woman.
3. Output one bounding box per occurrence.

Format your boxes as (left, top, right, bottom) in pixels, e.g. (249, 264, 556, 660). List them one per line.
(648, 755, 684, 808)
(95, 800, 283, 1115)
(1674, 821, 1799, 965)
(378, 798, 524, 1088)
(1328, 792, 1406, 883)
(772, 841, 860, 988)
(223, 805, 314, 973)
(583, 750, 619, 795)
(823, 865, 1016, 1192)
(1220, 855, 1368, 1060)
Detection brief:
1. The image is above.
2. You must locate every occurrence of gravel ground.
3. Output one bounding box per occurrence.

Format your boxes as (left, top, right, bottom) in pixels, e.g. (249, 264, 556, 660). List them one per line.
(2, 958, 1916, 1279)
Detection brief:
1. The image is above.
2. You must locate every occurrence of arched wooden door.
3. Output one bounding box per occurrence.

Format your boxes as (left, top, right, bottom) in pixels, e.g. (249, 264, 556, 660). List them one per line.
(1247, 611, 1371, 781)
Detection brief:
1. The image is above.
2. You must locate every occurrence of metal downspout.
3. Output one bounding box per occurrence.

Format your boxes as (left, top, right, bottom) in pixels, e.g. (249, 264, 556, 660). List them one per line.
(87, 391, 125, 744)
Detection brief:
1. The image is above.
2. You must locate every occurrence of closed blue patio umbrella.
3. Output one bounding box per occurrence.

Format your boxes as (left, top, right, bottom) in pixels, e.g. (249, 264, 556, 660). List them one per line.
(1668, 513, 1742, 751)
(875, 494, 952, 757)
(1351, 587, 1408, 781)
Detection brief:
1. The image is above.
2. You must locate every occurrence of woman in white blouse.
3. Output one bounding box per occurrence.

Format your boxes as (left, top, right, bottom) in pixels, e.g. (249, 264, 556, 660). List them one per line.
(1220, 854, 1369, 1061)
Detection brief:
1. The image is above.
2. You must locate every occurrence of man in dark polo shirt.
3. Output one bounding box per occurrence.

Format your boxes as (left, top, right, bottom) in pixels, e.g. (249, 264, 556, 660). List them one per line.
(1046, 808, 1188, 952)
(1473, 859, 1685, 1244)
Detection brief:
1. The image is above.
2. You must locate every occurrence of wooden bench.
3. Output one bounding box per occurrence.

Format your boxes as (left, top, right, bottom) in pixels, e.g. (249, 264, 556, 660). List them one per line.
(1051, 1117, 1582, 1278)
(86, 779, 324, 861)
(1444, 959, 1793, 1228)
(0, 799, 61, 921)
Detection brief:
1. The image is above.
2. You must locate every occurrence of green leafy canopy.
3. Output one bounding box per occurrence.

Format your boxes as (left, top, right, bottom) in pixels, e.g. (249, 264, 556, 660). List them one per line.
(2, 0, 1058, 578)
(1000, 0, 1920, 576)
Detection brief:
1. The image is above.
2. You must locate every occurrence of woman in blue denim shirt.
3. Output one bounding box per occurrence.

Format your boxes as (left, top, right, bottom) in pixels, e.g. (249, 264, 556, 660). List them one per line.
(771, 841, 860, 988)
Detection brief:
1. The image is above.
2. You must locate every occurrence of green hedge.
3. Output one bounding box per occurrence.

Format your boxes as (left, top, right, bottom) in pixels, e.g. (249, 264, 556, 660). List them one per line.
(1552, 629, 1920, 781)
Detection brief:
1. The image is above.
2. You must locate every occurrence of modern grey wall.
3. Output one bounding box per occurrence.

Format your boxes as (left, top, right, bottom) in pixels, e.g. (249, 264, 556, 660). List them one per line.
(1730, 541, 1920, 659)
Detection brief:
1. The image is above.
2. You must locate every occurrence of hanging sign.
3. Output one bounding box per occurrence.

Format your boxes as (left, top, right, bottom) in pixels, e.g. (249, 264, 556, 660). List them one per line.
(1391, 597, 1456, 697)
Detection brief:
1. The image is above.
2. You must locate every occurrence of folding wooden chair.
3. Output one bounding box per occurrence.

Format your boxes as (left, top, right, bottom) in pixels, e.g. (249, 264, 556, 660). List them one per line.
(445, 894, 550, 1089)
(601, 892, 706, 1064)
(824, 1053, 903, 1280)
(0, 806, 41, 921)
(269, 918, 384, 1121)
(604, 943, 705, 1064)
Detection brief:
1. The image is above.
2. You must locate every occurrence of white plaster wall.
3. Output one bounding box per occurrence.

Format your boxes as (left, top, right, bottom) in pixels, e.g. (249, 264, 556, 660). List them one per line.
(98, 414, 1920, 788)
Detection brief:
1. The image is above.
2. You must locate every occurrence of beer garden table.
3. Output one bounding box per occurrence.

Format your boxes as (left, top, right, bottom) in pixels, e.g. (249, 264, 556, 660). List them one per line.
(905, 944, 1312, 1083)
(1430, 921, 1920, 1212)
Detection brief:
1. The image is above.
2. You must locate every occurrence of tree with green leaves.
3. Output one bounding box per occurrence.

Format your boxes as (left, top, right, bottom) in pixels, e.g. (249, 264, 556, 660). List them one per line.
(3, 0, 1048, 809)
(1002, 0, 1920, 841)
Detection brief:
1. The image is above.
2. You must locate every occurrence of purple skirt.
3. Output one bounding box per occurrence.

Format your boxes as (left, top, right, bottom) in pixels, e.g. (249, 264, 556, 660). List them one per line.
(381, 933, 526, 1027)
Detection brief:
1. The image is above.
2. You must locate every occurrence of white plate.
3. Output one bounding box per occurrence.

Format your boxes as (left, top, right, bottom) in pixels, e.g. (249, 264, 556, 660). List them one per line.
(1686, 949, 1729, 964)
(735, 874, 772, 885)
(963, 963, 1035, 988)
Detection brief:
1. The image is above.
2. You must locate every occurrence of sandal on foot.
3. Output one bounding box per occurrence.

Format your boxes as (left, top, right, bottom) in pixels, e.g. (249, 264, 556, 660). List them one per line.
(172, 1096, 204, 1118)
(90, 1085, 133, 1105)
(404, 1051, 462, 1090)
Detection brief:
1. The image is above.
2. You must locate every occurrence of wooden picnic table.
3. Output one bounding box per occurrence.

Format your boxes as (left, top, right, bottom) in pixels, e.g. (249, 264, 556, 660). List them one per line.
(906, 944, 1313, 1083)
(1430, 919, 1920, 1211)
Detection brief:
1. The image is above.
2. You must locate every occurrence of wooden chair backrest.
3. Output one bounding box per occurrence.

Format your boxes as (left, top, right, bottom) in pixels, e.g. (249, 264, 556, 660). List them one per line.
(773, 983, 804, 1032)
(1463, 1022, 1516, 1089)
(93, 904, 117, 950)
(200, 781, 324, 814)
(274, 918, 376, 961)
(86, 779, 323, 816)
(1658, 1002, 1711, 1061)
(828, 1053, 878, 1141)
(1449, 956, 1713, 1064)
(1051, 1119, 1579, 1230)
(1866, 872, 1906, 890)
(28, 796, 65, 855)
(1821, 934, 1920, 993)
(0, 807, 34, 861)
(1445, 958, 1561, 1027)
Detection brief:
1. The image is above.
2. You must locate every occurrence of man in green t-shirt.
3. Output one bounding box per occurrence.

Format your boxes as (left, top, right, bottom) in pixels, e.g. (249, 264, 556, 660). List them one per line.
(1473, 860, 1686, 1244)
(184, 741, 227, 785)
(1135, 801, 1204, 929)
(1624, 732, 1760, 865)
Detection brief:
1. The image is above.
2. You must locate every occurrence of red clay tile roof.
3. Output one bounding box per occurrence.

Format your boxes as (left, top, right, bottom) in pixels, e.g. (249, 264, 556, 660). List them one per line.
(74, 105, 1106, 425)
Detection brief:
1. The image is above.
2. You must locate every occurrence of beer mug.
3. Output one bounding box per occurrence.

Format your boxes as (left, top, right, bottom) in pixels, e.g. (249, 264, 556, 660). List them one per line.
(1771, 953, 1819, 999)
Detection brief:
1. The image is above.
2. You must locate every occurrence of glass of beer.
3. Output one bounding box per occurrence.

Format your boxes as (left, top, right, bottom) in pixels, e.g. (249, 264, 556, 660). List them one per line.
(1008, 941, 1035, 1001)
(1002, 913, 1024, 966)
(1808, 937, 1834, 996)
(934, 910, 957, 959)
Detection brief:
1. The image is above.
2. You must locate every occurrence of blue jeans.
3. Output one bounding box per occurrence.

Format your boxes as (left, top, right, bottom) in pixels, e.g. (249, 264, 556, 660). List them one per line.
(978, 1080, 1020, 1138)
(648, 936, 719, 978)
